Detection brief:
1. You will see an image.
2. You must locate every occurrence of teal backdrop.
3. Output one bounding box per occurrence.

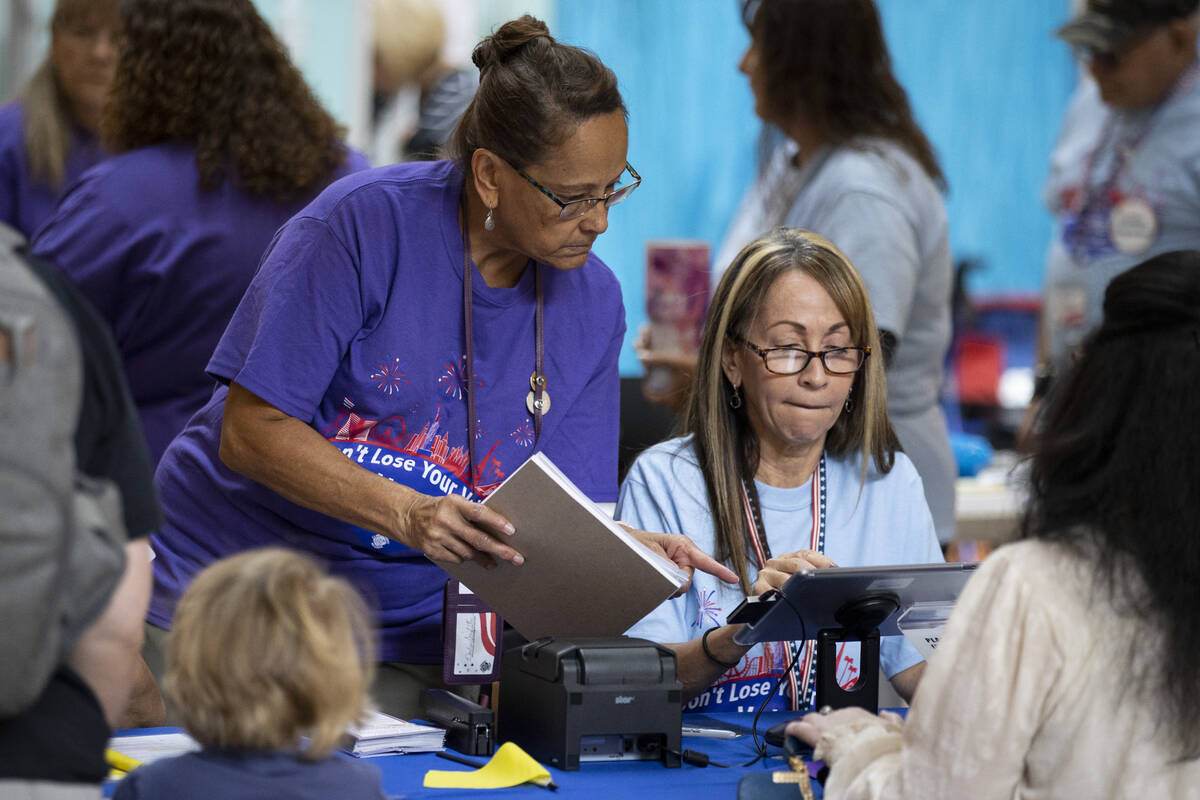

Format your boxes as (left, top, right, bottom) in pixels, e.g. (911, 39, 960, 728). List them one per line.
(554, 0, 1078, 376)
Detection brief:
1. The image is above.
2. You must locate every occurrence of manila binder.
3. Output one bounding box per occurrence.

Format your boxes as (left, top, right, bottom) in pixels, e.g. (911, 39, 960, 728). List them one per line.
(436, 452, 687, 640)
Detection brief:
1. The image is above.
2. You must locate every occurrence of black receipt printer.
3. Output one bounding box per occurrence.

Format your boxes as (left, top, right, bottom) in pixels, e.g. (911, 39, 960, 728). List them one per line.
(498, 637, 682, 770)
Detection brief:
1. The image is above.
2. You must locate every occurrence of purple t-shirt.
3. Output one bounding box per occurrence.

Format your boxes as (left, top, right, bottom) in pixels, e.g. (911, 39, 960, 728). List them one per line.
(0, 100, 106, 240)
(31, 142, 369, 462)
(151, 160, 625, 662)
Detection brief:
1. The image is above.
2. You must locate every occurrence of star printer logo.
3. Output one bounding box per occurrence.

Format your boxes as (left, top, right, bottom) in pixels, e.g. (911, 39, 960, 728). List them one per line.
(614, 696, 635, 704)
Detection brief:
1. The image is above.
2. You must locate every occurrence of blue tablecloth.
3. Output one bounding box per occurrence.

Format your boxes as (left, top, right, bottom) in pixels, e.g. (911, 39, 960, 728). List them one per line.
(107, 711, 824, 799)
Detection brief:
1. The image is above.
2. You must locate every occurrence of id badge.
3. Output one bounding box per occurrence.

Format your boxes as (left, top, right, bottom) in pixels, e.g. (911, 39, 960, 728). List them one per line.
(441, 579, 502, 685)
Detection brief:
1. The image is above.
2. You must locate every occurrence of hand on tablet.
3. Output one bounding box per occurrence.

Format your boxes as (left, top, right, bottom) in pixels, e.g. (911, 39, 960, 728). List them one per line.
(751, 549, 838, 595)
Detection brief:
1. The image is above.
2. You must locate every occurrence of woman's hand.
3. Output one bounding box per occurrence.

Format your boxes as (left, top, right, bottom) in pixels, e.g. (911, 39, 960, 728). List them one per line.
(627, 528, 739, 590)
(751, 549, 838, 595)
(400, 492, 524, 569)
(634, 324, 698, 414)
(786, 706, 893, 747)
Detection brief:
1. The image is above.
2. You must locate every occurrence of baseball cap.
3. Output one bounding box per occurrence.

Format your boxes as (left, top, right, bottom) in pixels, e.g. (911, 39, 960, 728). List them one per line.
(1057, 0, 1200, 53)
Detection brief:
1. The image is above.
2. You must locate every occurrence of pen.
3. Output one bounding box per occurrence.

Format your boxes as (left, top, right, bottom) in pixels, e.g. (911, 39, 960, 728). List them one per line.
(681, 726, 741, 739)
(434, 750, 559, 791)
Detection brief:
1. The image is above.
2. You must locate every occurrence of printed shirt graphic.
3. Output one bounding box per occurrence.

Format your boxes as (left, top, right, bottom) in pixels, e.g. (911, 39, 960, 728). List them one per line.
(618, 437, 943, 713)
(151, 160, 624, 662)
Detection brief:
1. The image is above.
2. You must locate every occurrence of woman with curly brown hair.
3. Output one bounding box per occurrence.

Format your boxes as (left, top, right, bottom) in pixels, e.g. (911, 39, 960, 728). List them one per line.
(31, 0, 368, 464)
(0, 0, 118, 239)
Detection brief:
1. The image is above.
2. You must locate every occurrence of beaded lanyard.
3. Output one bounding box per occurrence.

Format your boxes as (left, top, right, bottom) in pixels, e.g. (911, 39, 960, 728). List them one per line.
(739, 454, 827, 711)
(459, 192, 546, 493)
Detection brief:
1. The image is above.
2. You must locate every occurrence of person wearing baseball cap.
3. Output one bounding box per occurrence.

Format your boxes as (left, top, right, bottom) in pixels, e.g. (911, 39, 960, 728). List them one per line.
(1034, 0, 1200, 402)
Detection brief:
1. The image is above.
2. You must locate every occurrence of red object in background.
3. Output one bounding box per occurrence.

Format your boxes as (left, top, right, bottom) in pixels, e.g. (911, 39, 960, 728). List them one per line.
(954, 333, 1005, 406)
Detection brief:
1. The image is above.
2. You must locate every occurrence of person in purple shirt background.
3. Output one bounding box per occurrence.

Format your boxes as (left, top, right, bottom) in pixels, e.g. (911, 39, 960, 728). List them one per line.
(0, 0, 117, 240)
(32, 0, 369, 465)
(150, 14, 737, 720)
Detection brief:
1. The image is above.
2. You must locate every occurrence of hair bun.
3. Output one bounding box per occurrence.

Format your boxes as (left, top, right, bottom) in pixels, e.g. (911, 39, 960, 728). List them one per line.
(472, 14, 552, 73)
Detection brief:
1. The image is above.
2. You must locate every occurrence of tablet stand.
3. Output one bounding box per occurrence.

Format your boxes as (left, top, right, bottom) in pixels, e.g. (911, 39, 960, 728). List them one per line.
(814, 593, 899, 714)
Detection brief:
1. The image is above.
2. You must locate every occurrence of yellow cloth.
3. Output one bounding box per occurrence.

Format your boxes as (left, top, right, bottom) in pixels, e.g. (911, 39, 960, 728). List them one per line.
(106, 747, 142, 775)
(423, 742, 552, 789)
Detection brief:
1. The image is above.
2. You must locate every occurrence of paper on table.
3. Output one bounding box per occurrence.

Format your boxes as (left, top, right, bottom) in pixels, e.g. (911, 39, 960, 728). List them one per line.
(107, 732, 200, 765)
(423, 742, 551, 789)
(344, 709, 445, 756)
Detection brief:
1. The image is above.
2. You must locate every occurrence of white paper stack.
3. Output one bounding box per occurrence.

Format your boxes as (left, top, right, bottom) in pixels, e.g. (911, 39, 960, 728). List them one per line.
(108, 731, 201, 764)
(343, 710, 445, 757)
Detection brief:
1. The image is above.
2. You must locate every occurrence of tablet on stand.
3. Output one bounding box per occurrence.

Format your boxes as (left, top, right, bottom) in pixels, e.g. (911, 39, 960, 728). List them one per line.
(727, 563, 979, 713)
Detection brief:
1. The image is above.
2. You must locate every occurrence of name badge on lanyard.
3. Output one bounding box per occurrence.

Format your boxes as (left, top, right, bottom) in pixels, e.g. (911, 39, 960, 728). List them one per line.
(1109, 196, 1157, 255)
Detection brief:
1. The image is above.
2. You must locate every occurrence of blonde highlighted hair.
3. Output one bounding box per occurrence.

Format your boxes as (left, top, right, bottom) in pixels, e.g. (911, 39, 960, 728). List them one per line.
(683, 228, 899, 593)
(164, 548, 376, 759)
(17, 0, 119, 189)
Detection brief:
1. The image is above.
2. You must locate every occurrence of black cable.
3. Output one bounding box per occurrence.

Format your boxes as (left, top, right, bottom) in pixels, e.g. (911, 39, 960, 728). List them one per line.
(682, 598, 811, 769)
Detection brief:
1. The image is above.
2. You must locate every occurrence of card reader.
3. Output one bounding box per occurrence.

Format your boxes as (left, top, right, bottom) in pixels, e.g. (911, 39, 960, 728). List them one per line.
(420, 689, 494, 756)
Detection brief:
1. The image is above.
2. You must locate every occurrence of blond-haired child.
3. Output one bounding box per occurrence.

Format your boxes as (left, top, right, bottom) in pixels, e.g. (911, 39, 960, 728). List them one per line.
(113, 548, 384, 799)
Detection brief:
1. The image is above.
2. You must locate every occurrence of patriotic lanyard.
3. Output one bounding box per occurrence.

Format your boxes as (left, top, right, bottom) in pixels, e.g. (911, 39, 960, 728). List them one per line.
(460, 191, 546, 494)
(1068, 62, 1199, 257)
(740, 453, 827, 712)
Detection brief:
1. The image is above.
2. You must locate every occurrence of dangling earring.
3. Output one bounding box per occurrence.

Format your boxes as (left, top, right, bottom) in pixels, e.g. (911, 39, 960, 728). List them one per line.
(484, 208, 496, 231)
(729, 384, 743, 409)
(843, 388, 854, 414)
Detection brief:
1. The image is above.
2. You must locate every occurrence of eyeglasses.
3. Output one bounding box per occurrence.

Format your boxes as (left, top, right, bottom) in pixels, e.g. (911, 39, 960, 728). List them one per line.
(738, 339, 870, 376)
(515, 162, 642, 220)
(1073, 26, 1160, 70)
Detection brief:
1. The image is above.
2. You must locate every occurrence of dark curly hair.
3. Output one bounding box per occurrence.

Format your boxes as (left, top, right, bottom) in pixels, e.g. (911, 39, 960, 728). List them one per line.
(448, 14, 625, 173)
(102, 0, 348, 201)
(1022, 250, 1200, 760)
(744, 0, 945, 189)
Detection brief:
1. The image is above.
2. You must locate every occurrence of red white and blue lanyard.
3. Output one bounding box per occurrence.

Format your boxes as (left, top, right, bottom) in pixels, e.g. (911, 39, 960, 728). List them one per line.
(739, 453, 827, 711)
(1067, 62, 1199, 260)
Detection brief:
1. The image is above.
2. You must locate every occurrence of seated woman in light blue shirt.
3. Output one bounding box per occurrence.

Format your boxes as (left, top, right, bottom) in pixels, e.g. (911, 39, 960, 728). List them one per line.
(619, 228, 943, 714)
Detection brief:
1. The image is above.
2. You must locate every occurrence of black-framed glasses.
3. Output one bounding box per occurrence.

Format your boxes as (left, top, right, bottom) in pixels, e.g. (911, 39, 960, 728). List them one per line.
(1071, 25, 1160, 70)
(515, 162, 641, 220)
(739, 339, 870, 376)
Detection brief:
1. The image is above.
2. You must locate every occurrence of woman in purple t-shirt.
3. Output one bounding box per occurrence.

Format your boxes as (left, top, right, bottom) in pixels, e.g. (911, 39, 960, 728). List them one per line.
(149, 14, 736, 718)
(0, 0, 117, 239)
(32, 0, 368, 464)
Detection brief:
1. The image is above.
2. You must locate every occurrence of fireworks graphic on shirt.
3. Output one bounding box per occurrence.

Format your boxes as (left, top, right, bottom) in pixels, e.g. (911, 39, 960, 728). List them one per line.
(438, 355, 481, 400)
(696, 590, 722, 628)
(369, 358, 409, 395)
(510, 419, 535, 447)
(474, 419, 486, 440)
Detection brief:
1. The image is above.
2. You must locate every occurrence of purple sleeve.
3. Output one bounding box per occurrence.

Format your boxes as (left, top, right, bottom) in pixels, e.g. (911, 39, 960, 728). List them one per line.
(344, 149, 372, 173)
(31, 178, 141, 335)
(541, 294, 625, 503)
(208, 217, 365, 423)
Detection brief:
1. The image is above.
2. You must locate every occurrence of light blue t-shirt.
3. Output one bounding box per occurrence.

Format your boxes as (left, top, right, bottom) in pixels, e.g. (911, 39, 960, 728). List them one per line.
(715, 137, 955, 544)
(1043, 65, 1200, 373)
(618, 436, 943, 714)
